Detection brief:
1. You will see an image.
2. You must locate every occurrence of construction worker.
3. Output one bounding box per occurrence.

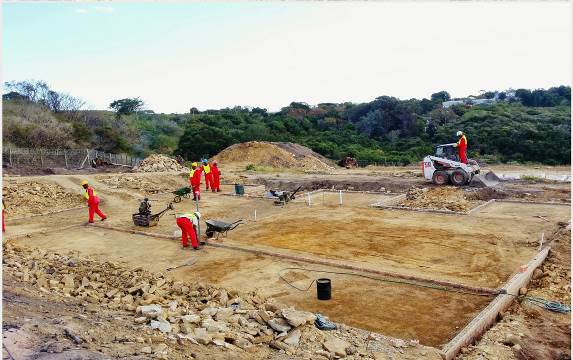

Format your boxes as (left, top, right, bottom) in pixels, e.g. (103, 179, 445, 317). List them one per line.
(454, 131, 468, 164)
(81, 180, 107, 223)
(202, 159, 213, 191)
(176, 211, 201, 249)
(211, 160, 221, 192)
(189, 162, 202, 201)
(2, 199, 5, 233)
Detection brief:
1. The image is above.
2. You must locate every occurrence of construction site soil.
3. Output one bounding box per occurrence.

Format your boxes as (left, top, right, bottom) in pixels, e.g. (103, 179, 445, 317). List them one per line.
(3, 169, 570, 359)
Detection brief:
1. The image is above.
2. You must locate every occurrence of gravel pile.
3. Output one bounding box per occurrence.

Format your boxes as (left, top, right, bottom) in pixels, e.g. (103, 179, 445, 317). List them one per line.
(136, 155, 188, 173)
(2, 181, 85, 217)
(399, 187, 473, 212)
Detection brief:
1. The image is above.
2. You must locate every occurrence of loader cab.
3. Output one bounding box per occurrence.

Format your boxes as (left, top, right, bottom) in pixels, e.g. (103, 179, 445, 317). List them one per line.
(435, 144, 459, 162)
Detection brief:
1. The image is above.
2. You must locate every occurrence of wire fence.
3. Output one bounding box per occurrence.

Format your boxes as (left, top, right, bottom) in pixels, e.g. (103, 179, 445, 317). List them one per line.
(2, 147, 143, 169)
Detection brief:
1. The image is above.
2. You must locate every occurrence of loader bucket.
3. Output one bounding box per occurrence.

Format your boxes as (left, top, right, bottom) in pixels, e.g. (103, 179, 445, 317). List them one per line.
(472, 171, 501, 188)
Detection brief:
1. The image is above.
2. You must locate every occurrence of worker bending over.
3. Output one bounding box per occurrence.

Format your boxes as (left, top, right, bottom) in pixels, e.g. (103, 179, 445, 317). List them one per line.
(202, 159, 213, 191)
(211, 160, 221, 192)
(81, 180, 107, 223)
(189, 162, 202, 201)
(176, 211, 201, 249)
(454, 131, 468, 164)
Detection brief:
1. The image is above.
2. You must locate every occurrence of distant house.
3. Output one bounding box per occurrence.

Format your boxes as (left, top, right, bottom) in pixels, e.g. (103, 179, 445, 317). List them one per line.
(442, 100, 465, 108)
(442, 98, 496, 108)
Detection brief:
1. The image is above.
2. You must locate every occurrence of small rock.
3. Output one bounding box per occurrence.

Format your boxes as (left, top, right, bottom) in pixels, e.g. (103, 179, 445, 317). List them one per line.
(139, 346, 152, 354)
(215, 307, 234, 321)
(519, 287, 528, 296)
(284, 329, 301, 347)
(532, 268, 544, 280)
(503, 333, 521, 346)
(134, 317, 148, 324)
(267, 318, 292, 333)
(323, 336, 351, 357)
(281, 309, 316, 327)
(150, 320, 172, 333)
(181, 314, 201, 324)
(138, 304, 163, 319)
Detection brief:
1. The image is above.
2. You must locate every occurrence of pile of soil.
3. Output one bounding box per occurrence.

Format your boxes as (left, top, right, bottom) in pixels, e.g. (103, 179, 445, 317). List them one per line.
(96, 174, 187, 195)
(2, 181, 84, 217)
(213, 142, 333, 171)
(465, 187, 509, 201)
(399, 187, 473, 212)
(136, 154, 188, 173)
(2, 241, 440, 359)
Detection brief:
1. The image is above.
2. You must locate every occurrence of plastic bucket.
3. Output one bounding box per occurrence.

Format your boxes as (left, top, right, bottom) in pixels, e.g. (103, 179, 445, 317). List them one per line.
(235, 184, 245, 196)
(316, 278, 331, 300)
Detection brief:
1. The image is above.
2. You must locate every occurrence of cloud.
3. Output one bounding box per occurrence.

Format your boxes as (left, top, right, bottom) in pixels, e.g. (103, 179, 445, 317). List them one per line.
(74, 6, 115, 15)
(93, 6, 114, 13)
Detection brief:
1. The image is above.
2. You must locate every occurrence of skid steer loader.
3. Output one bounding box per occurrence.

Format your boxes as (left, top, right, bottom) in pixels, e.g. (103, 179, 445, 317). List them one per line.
(422, 143, 481, 186)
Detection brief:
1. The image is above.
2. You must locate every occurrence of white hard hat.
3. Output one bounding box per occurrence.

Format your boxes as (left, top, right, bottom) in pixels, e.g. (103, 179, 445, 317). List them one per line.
(456, 131, 463, 136)
(194, 211, 201, 219)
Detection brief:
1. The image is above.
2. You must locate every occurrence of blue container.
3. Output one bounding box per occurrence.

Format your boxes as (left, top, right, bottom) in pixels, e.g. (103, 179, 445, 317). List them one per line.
(235, 184, 245, 196)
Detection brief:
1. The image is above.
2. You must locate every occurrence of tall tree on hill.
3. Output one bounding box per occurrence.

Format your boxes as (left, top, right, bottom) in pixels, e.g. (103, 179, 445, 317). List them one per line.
(109, 98, 145, 118)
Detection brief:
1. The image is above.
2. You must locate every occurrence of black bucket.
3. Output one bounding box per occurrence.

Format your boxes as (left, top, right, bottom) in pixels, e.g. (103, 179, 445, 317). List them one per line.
(316, 278, 331, 300)
(234, 184, 245, 196)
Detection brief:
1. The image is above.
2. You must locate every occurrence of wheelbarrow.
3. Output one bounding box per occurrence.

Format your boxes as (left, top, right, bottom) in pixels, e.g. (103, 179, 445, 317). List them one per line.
(173, 186, 192, 203)
(205, 219, 244, 239)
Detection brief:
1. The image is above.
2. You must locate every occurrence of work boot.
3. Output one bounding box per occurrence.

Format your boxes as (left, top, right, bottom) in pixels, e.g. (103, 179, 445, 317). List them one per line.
(217, 189, 221, 192)
(101, 217, 107, 221)
(193, 246, 201, 250)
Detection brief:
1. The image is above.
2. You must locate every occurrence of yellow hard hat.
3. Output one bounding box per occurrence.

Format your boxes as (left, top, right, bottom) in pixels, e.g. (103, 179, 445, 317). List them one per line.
(191, 162, 198, 167)
(80, 180, 88, 186)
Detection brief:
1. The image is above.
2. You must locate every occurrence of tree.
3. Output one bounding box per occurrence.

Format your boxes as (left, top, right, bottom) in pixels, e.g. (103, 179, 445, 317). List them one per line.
(109, 98, 144, 117)
(431, 91, 451, 103)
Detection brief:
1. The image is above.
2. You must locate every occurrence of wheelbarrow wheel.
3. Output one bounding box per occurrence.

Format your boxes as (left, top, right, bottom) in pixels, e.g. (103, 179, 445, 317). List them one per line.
(173, 196, 182, 203)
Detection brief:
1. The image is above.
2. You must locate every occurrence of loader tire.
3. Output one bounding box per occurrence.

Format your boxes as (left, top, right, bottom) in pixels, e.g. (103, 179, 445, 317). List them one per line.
(432, 171, 449, 185)
(451, 169, 469, 186)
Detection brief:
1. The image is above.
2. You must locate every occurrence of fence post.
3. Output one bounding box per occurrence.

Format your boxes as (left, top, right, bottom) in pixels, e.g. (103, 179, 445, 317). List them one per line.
(64, 150, 69, 169)
(9, 148, 12, 166)
(39, 149, 44, 168)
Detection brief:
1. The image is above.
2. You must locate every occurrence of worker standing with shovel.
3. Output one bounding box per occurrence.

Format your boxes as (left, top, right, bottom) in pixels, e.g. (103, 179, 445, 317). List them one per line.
(189, 162, 202, 201)
(176, 212, 201, 250)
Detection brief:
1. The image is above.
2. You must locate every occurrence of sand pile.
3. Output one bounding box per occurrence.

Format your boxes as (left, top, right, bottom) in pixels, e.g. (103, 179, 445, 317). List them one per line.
(96, 175, 187, 195)
(136, 154, 188, 173)
(2, 181, 85, 217)
(213, 142, 333, 171)
(3, 242, 438, 359)
(399, 187, 472, 212)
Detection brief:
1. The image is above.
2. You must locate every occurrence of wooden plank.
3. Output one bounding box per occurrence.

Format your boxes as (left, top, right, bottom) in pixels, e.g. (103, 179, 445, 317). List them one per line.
(440, 247, 550, 360)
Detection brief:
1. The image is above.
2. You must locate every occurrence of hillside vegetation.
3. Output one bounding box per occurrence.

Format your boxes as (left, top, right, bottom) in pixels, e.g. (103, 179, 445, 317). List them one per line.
(2, 82, 570, 165)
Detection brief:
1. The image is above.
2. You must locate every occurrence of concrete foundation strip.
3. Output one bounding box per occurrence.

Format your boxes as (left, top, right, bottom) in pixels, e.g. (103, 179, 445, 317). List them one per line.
(466, 199, 497, 215)
(497, 199, 571, 206)
(440, 246, 550, 360)
(89, 223, 498, 295)
(372, 204, 468, 216)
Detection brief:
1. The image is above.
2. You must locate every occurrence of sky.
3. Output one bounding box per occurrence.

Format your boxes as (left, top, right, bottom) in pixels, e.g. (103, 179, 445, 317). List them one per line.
(2, 1, 571, 113)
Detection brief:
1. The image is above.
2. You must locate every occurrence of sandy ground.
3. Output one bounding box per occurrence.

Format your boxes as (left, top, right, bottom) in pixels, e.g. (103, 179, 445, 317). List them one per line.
(3, 168, 571, 355)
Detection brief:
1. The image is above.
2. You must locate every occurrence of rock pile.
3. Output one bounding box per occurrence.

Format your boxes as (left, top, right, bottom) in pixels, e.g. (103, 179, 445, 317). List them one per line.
(96, 175, 186, 195)
(213, 142, 333, 172)
(136, 155, 188, 173)
(399, 187, 474, 212)
(2, 181, 85, 217)
(2, 242, 440, 359)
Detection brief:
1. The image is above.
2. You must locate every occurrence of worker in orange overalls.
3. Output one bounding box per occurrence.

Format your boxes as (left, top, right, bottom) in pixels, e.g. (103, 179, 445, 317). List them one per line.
(81, 180, 107, 223)
(2, 199, 6, 233)
(189, 162, 202, 201)
(211, 160, 221, 192)
(202, 159, 213, 191)
(176, 211, 201, 249)
(454, 131, 468, 164)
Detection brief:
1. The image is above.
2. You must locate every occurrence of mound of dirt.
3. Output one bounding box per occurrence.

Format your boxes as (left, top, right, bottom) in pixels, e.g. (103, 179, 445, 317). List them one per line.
(2, 181, 85, 217)
(213, 142, 333, 171)
(399, 187, 473, 212)
(96, 175, 187, 195)
(136, 154, 188, 173)
(2, 241, 441, 359)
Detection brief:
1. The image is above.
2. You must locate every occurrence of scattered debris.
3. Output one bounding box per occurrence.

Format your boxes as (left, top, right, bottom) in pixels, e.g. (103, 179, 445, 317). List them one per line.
(399, 187, 475, 212)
